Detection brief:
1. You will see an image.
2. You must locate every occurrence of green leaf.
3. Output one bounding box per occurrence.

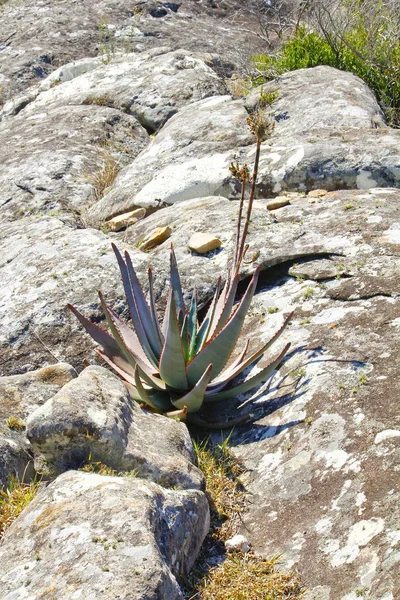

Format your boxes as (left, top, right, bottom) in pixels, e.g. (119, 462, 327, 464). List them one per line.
(171, 364, 213, 413)
(187, 268, 260, 386)
(124, 250, 163, 357)
(134, 367, 172, 411)
(170, 245, 186, 317)
(159, 290, 189, 390)
(112, 244, 160, 366)
(208, 274, 239, 340)
(148, 267, 164, 349)
(194, 277, 222, 354)
(188, 288, 198, 360)
(208, 312, 293, 390)
(204, 342, 290, 402)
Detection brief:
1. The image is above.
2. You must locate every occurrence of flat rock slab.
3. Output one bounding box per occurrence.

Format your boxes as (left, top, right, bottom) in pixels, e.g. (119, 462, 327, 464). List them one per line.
(0, 470, 210, 599)
(213, 190, 400, 599)
(26, 366, 204, 490)
(0, 0, 262, 99)
(6, 48, 226, 133)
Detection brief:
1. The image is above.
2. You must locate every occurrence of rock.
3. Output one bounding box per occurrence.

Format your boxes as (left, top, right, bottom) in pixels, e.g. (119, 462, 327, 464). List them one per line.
(140, 226, 173, 251)
(0, 363, 77, 488)
(105, 208, 146, 232)
(26, 366, 204, 490)
(0, 0, 263, 100)
(245, 67, 400, 195)
(218, 189, 400, 599)
(308, 189, 328, 198)
(266, 198, 291, 210)
(0, 436, 35, 490)
(225, 534, 249, 553)
(0, 470, 210, 599)
(15, 48, 226, 133)
(0, 104, 148, 221)
(86, 94, 251, 222)
(188, 232, 222, 253)
(245, 66, 386, 133)
(0, 363, 77, 422)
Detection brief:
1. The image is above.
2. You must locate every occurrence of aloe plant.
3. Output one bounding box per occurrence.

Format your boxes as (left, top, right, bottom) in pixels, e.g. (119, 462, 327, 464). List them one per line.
(68, 110, 292, 427)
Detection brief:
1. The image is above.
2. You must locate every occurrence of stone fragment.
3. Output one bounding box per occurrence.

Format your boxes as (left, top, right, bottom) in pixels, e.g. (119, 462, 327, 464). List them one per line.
(26, 366, 204, 490)
(266, 198, 291, 211)
(308, 189, 328, 198)
(188, 232, 222, 253)
(225, 534, 249, 553)
(0, 470, 210, 600)
(105, 208, 146, 232)
(140, 225, 172, 251)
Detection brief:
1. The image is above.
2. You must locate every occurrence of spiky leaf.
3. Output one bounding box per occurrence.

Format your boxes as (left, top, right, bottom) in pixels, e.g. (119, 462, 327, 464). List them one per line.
(159, 290, 189, 390)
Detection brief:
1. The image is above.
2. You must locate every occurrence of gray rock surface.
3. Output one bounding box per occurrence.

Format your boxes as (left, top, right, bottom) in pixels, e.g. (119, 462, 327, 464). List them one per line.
(246, 66, 400, 195)
(0, 104, 148, 222)
(217, 188, 400, 599)
(245, 66, 386, 133)
(86, 94, 252, 222)
(27, 366, 204, 490)
(0, 0, 261, 100)
(0, 363, 76, 488)
(0, 362, 76, 421)
(0, 470, 210, 599)
(10, 48, 226, 132)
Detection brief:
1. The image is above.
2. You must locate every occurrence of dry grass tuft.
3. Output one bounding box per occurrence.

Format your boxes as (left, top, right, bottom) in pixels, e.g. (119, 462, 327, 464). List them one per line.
(198, 553, 303, 600)
(193, 436, 246, 541)
(0, 476, 41, 539)
(88, 150, 120, 202)
(184, 437, 303, 600)
(6, 415, 25, 431)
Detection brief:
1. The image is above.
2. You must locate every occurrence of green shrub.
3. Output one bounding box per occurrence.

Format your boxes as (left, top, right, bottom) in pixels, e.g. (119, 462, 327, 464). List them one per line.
(252, 1, 400, 126)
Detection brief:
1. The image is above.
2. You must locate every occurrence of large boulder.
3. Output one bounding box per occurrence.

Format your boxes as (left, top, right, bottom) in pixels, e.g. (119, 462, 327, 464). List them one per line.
(4, 48, 226, 132)
(26, 366, 204, 490)
(246, 66, 400, 194)
(86, 94, 253, 222)
(0, 470, 210, 599)
(0, 0, 261, 99)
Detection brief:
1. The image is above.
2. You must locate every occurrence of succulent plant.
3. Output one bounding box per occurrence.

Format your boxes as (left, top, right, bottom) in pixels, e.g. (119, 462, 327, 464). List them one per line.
(68, 244, 291, 427)
(68, 109, 292, 427)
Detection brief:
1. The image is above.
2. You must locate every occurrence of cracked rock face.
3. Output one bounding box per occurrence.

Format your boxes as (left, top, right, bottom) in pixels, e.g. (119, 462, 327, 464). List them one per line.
(0, 470, 210, 599)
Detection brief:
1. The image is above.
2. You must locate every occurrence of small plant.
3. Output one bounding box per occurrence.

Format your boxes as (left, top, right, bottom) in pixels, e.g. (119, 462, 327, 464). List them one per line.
(267, 307, 279, 314)
(69, 112, 292, 428)
(0, 477, 41, 539)
(88, 149, 120, 202)
(6, 416, 25, 431)
(195, 553, 303, 600)
(343, 203, 354, 211)
(302, 287, 314, 300)
(359, 373, 368, 385)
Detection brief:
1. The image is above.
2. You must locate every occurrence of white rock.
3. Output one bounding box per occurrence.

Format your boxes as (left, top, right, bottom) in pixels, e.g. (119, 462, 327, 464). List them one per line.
(225, 534, 249, 553)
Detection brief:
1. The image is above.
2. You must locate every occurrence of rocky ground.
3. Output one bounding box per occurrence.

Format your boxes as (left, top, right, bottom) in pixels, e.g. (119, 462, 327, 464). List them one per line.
(0, 1, 399, 599)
